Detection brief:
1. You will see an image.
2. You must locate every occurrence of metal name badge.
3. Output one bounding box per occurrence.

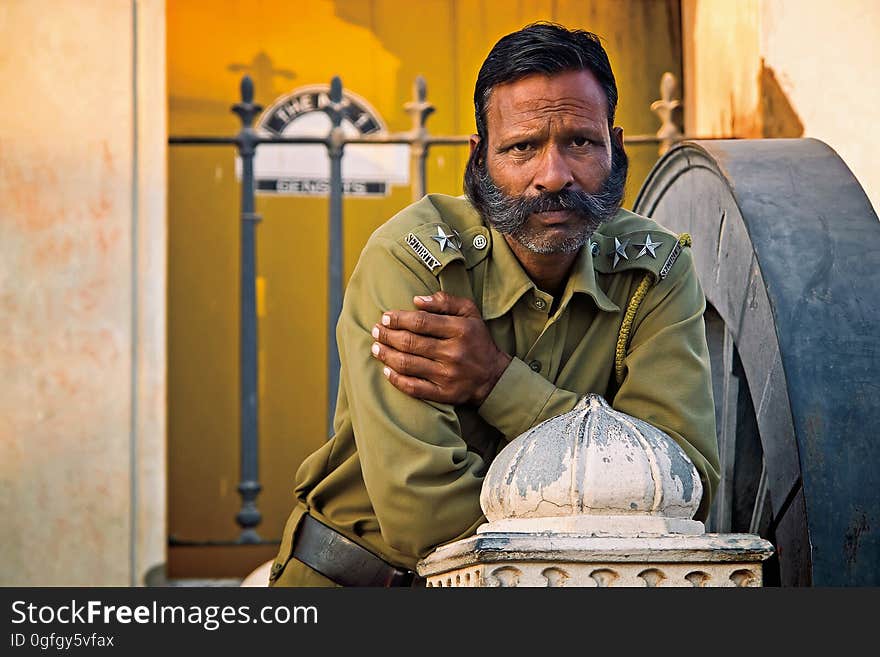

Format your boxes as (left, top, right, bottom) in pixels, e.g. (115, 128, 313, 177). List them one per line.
(659, 241, 683, 279)
(406, 232, 441, 271)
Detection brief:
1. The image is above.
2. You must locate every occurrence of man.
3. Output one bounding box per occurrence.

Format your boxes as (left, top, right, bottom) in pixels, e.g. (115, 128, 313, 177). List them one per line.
(269, 22, 720, 587)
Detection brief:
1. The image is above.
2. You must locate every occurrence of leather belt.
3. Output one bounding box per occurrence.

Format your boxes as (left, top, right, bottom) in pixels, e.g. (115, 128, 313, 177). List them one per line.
(292, 514, 424, 587)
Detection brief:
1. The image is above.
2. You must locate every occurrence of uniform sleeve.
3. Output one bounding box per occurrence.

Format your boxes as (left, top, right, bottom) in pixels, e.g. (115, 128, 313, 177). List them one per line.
(478, 358, 581, 440)
(338, 237, 486, 559)
(612, 251, 721, 520)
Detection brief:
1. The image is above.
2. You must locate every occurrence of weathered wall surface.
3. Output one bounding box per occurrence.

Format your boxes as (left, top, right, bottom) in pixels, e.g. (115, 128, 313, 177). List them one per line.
(0, 0, 166, 585)
(683, 0, 879, 213)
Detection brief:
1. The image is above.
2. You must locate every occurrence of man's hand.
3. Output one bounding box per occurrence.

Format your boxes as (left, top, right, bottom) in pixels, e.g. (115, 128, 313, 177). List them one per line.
(370, 291, 512, 406)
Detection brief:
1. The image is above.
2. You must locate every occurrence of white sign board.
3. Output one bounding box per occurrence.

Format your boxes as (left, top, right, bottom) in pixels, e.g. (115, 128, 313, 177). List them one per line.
(236, 85, 409, 196)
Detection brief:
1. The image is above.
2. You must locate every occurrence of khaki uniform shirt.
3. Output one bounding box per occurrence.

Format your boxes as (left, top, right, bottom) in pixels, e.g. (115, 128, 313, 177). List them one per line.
(271, 194, 720, 582)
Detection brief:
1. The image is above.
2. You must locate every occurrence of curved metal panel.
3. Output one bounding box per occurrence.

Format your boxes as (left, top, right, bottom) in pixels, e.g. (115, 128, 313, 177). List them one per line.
(634, 138, 880, 585)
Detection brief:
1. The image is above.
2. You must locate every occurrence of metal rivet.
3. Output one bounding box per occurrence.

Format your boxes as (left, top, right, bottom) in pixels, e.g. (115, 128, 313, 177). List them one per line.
(534, 298, 547, 310)
(473, 234, 488, 250)
(529, 360, 541, 372)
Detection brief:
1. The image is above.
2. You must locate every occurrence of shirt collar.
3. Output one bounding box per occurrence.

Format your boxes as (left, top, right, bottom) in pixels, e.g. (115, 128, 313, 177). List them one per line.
(482, 227, 620, 320)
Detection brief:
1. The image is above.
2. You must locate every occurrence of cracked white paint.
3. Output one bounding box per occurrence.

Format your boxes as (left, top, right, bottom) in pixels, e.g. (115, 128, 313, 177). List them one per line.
(422, 396, 774, 587)
(480, 395, 703, 533)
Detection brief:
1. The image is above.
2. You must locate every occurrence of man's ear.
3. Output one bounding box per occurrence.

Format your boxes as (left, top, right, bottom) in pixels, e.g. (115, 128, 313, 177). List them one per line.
(612, 126, 624, 149)
(469, 134, 481, 159)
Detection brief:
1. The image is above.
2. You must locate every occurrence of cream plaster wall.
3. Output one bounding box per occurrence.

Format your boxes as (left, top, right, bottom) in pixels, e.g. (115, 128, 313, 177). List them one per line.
(683, 0, 879, 214)
(0, 0, 166, 585)
(758, 0, 879, 214)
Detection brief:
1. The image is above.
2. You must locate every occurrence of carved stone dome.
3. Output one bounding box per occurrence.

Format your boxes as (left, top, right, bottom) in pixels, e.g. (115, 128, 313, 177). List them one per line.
(479, 394, 704, 535)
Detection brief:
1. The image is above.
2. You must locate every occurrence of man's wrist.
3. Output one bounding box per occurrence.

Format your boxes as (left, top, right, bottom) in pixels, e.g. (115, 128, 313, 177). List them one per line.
(472, 350, 512, 406)
(477, 357, 561, 439)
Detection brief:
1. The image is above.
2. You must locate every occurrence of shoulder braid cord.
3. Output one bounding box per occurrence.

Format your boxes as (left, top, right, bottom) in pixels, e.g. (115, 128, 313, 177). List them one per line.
(614, 233, 692, 385)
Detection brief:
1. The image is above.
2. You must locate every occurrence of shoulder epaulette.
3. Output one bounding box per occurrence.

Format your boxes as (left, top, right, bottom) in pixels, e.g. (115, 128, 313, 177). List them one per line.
(397, 222, 490, 277)
(591, 229, 688, 281)
(611, 232, 693, 385)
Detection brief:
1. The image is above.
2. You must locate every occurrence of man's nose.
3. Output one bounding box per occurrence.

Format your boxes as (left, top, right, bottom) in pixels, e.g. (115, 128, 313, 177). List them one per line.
(533, 146, 574, 193)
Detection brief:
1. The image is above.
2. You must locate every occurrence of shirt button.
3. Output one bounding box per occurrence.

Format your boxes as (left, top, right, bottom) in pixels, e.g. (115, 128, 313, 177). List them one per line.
(529, 360, 542, 372)
(534, 298, 547, 311)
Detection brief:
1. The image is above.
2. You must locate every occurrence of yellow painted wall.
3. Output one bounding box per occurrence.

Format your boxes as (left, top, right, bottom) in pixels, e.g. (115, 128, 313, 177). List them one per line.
(167, 0, 682, 575)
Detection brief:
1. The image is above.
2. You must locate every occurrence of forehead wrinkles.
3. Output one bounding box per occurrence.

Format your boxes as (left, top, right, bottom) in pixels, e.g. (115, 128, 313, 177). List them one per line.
(490, 95, 606, 135)
(508, 102, 596, 129)
(514, 96, 596, 116)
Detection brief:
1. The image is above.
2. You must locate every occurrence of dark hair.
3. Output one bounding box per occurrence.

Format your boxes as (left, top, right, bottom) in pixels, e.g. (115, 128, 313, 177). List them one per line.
(473, 22, 619, 140)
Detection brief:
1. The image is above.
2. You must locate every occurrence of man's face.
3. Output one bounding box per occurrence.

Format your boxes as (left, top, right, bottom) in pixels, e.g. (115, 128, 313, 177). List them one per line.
(468, 69, 627, 254)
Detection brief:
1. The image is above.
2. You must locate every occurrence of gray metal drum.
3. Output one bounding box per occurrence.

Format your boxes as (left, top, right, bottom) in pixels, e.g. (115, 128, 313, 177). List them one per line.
(634, 139, 879, 586)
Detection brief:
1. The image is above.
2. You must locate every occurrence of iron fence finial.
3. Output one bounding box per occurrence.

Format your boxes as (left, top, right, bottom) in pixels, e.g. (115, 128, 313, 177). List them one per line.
(404, 75, 435, 202)
(651, 72, 683, 156)
(404, 74, 435, 136)
(241, 74, 254, 103)
(232, 75, 263, 129)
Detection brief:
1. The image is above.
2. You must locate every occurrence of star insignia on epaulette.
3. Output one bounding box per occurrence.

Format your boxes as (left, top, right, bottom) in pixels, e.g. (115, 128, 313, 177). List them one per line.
(634, 234, 663, 259)
(431, 227, 462, 252)
(611, 237, 630, 268)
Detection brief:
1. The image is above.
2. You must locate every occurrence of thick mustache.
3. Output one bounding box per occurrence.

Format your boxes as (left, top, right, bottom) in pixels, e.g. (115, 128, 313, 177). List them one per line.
(522, 191, 591, 215)
(509, 189, 609, 223)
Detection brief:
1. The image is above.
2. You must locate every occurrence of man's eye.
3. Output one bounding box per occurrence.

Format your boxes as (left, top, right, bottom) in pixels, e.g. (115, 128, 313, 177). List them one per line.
(511, 142, 532, 152)
(572, 136, 590, 147)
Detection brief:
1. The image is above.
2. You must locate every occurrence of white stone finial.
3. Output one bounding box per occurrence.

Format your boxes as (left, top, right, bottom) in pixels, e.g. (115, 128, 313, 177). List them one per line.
(418, 395, 774, 586)
(479, 394, 704, 536)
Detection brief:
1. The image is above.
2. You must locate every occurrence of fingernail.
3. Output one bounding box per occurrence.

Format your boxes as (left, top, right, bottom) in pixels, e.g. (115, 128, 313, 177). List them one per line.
(416, 295, 432, 302)
(383, 366, 391, 377)
(381, 314, 391, 326)
(371, 343, 380, 357)
(371, 326, 379, 339)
